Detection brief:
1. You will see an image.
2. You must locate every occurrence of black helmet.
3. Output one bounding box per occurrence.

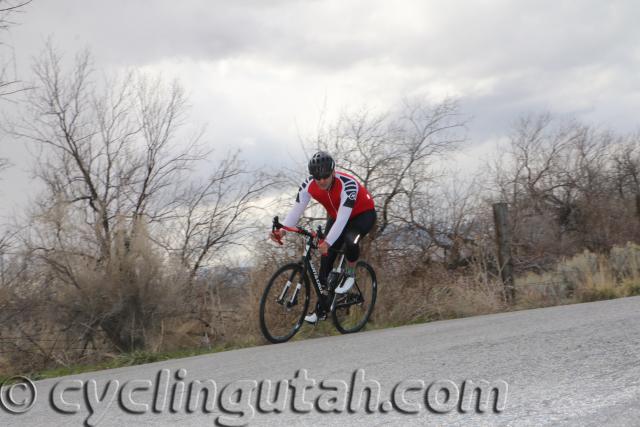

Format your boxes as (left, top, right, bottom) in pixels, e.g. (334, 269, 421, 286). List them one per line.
(308, 151, 335, 179)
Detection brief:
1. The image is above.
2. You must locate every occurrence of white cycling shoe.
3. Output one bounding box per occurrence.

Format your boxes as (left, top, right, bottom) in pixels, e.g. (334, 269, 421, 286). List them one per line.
(334, 276, 355, 294)
(304, 311, 327, 324)
(304, 312, 319, 323)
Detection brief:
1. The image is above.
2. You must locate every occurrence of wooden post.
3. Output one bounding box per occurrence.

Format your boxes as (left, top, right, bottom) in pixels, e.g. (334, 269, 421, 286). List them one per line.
(493, 203, 515, 304)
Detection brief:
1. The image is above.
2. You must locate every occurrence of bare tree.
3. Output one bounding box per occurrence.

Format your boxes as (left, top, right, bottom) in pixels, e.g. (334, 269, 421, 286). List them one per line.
(14, 44, 207, 260)
(486, 113, 635, 272)
(612, 133, 640, 218)
(311, 98, 467, 240)
(10, 43, 272, 353)
(0, 0, 31, 29)
(0, 0, 32, 98)
(156, 152, 276, 282)
(0, 0, 31, 178)
(0, 155, 14, 293)
(402, 171, 482, 268)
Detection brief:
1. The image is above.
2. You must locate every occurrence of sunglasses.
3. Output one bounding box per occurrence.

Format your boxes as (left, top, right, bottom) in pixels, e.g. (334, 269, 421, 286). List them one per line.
(313, 172, 332, 180)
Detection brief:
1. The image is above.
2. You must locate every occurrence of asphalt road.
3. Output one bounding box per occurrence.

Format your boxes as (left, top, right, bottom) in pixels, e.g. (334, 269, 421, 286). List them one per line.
(2, 296, 640, 426)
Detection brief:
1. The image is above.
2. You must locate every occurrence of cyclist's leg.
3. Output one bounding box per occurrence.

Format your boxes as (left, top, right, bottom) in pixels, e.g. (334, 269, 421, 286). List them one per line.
(318, 217, 337, 288)
(320, 238, 342, 288)
(312, 218, 343, 318)
(335, 210, 376, 294)
(343, 210, 377, 263)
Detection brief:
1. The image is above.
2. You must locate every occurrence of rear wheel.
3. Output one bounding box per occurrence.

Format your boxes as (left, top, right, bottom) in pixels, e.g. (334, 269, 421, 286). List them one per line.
(259, 263, 310, 343)
(332, 261, 377, 334)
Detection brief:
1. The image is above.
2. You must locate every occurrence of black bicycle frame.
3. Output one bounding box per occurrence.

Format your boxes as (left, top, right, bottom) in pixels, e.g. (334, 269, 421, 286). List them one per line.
(300, 237, 349, 313)
(300, 234, 325, 304)
(272, 216, 346, 312)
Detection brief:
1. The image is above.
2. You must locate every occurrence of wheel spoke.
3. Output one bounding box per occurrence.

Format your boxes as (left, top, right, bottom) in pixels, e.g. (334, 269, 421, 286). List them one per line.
(260, 264, 309, 343)
(332, 261, 376, 334)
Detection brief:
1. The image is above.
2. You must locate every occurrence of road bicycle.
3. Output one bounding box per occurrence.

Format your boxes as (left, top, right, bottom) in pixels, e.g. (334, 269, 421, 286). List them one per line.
(259, 216, 377, 343)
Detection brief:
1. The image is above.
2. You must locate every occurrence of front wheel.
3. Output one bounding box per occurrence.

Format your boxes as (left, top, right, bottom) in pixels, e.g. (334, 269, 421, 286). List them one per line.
(259, 263, 310, 343)
(332, 261, 377, 334)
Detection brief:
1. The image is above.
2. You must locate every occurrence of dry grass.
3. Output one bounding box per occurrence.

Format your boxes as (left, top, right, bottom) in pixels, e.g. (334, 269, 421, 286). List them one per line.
(5, 239, 640, 379)
(361, 243, 640, 328)
(513, 242, 640, 306)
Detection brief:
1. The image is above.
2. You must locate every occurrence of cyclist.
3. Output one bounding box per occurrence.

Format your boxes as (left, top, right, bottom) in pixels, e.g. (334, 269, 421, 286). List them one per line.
(270, 151, 376, 323)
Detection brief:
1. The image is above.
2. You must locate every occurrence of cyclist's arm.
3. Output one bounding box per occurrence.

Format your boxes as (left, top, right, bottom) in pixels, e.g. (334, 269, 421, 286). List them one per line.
(283, 177, 312, 227)
(324, 178, 359, 246)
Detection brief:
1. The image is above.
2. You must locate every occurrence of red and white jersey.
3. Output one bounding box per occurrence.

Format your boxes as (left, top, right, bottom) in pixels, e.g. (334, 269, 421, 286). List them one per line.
(283, 171, 375, 245)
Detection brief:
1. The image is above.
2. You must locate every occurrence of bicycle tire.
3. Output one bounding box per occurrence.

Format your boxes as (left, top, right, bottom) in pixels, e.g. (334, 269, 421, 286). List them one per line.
(259, 263, 311, 343)
(332, 260, 377, 334)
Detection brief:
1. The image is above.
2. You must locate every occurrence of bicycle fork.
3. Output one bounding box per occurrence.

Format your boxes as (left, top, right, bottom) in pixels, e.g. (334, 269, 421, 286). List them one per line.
(277, 272, 302, 309)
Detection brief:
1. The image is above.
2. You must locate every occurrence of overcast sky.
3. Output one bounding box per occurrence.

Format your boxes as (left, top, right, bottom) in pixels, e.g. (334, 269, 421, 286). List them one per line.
(2, 0, 640, 221)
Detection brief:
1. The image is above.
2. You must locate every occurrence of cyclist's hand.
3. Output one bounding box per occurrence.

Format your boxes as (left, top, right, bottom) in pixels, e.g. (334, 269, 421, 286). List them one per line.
(318, 240, 329, 255)
(270, 229, 286, 245)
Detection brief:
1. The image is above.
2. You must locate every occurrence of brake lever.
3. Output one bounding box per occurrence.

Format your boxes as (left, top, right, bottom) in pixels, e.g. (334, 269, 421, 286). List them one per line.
(271, 216, 284, 245)
(272, 216, 283, 230)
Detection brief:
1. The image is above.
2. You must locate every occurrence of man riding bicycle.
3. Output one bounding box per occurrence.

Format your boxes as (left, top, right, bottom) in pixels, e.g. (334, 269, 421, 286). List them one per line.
(270, 151, 376, 323)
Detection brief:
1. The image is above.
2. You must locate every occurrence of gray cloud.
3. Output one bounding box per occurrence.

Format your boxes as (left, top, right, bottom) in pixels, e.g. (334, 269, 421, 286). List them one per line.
(2, 0, 640, 219)
(12, 1, 640, 70)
